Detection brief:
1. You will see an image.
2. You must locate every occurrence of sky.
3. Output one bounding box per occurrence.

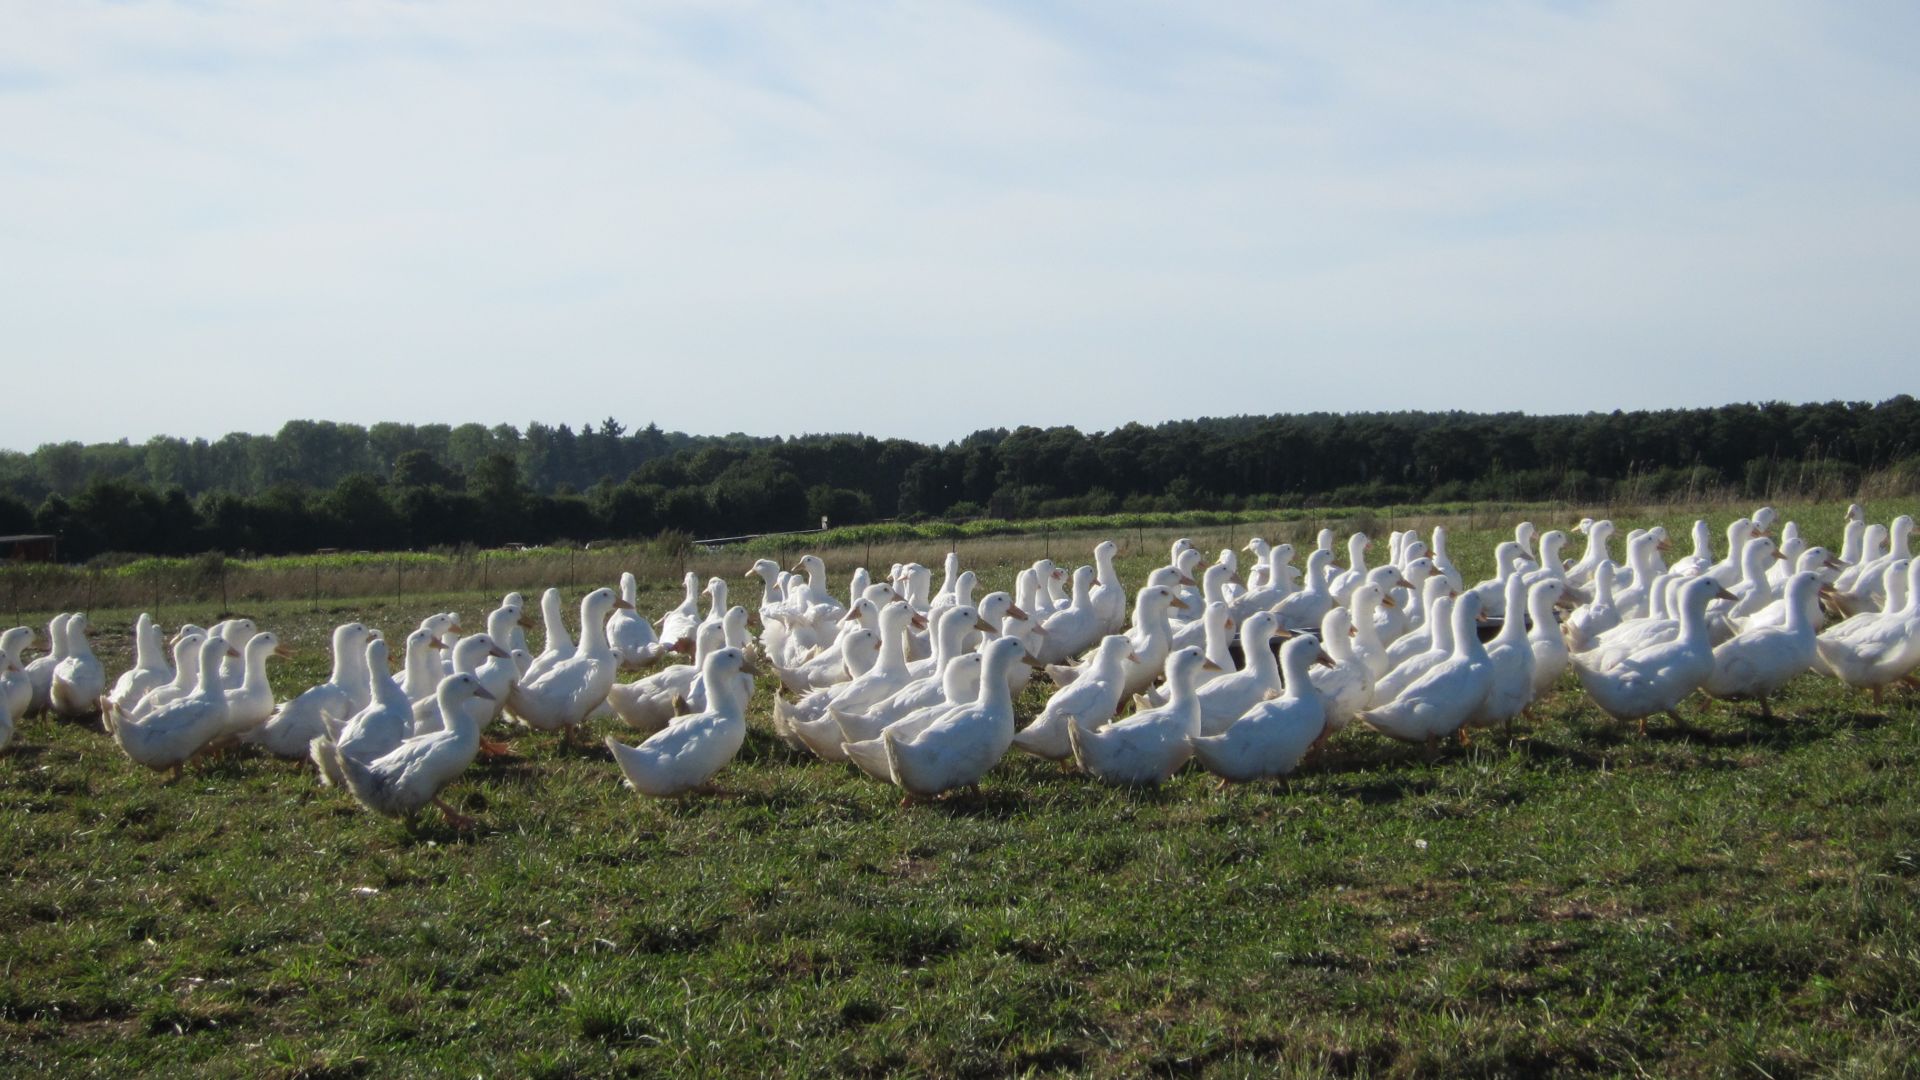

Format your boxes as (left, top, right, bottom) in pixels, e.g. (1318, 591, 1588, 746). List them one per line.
(3, 1, 1918, 452)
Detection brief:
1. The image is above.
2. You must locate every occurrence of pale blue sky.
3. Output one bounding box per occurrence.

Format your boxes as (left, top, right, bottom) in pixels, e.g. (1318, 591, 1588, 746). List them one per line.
(3, 2, 1917, 451)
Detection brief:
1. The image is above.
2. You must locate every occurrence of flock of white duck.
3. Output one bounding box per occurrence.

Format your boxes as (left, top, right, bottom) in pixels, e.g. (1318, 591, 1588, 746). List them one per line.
(2, 504, 1917, 824)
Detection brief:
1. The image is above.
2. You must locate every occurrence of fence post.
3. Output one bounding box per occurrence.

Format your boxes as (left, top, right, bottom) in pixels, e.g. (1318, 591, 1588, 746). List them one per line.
(569, 549, 577, 589)
(482, 551, 489, 593)
(396, 560, 403, 603)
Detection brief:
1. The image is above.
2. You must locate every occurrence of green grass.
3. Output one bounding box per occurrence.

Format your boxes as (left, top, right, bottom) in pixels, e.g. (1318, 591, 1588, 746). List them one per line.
(3, 502, 1919, 1076)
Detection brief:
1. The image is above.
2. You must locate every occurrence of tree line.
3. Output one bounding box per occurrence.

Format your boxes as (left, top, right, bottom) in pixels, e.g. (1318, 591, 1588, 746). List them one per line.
(1, 398, 1915, 562)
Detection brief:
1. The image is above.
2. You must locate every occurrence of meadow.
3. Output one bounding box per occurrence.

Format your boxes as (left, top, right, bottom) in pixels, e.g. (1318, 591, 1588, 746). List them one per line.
(3, 501, 1918, 1077)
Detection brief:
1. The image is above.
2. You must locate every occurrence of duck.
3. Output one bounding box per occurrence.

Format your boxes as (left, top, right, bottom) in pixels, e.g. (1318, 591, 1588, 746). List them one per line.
(1837, 515, 1915, 615)
(787, 554, 849, 635)
(400, 622, 450, 704)
(1564, 520, 1616, 587)
(1813, 558, 1920, 704)
(659, 573, 702, 646)
(1526, 580, 1573, 698)
(1012, 635, 1133, 761)
(1192, 635, 1332, 783)
(785, 602, 919, 760)
(1573, 576, 1726, 733)
(1838, 505, 1867, 565)
(1609, 532, 1672, 619)
(1346, 582, 1395, 681)
(1467, 575, 1538, 731)
(844, 636, 1030, 801)
(1359, 591, 1493, 751)
(609, 621, 727, 737)
(507, 587, 630, 741)
(126, 629, 208, 720)
(247, 623, 375, 759)
(1429, 526, 1465, 593)
(1702, 573, 1821, 718)
(413, 634, 511, 735)
(1703, 519, 1758, 588)
(49, 613, 106, 719)
(842, 652, 990, 782)
(216, 631, 292, 741)
(1, 626, 35, 732)
(607, 572, 665, 668)
(1228, 543, 1299, 621)
(316, 634, 421, 787)
(607, 647, 757, 797)
(105, 634, 236, 780)
(335, 672, 496, 828)
(1565, 562, 1622, 653)
(1036, 565, 1104, 663)
(1327, 533, 1373, 607)
(209, 618, 259, 688)
(1194, 612, 1285, 736)
(23, 613, 69, 717)
(1068, 646, 1214, 785)
(519, 590, 575, 683)
(832, 606, 992, 742)
(107, 614, 172, 715)
(1666, 520, 1716, 579)
(1371, 595, 1457, 707)
(1385, 576, 1459, 667)
(1270, 549, 1338, 632)
(1308, 607, 1373, 732)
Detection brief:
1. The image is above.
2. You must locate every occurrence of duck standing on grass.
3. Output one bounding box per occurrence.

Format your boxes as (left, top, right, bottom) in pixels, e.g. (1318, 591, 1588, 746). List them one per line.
(337, 672, 496, 829)
(606, 647, 756, 798)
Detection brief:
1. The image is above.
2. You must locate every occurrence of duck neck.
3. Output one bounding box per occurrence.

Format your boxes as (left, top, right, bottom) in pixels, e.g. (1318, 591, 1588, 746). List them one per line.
(577, 601, 612, 656)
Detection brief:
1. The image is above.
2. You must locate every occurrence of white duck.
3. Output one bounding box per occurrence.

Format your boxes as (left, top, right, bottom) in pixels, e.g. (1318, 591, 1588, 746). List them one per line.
(607, 647, 756, 797)
(1036, 565, 1103, 664)
(1270, 549, 1337, 631)
(1564, 520, 1616, 587)
(217, 631, 291, 741)
(1192, 634, 1331, 783)
(1573, 576, 1724, 733)
(1, 626, 35, 732)
(832, 606, 991, 741)
(107, 613, 172, 715)
(507, 587, 630, 741)
(247, 622, 374, 759)
(1702, 572, 1821, 718)
(609, 621, 727, 737)
(24, 613, 68, 717)
(607, 572, 665, 668)
(1526, 580, 1573, 698)
(1068, 646, 1213, 785)
(1565, 562, 1622, 654)
(785, 602, 918, 761)
(1308, 608, 1372, 732)
(317, 635, 419, 787)
(1814, 558, 1920, 704)
(1371, 595, 1457, 708)
(520, 590, 575, 683)
(127, 630, 207, 720)
(1012, 635, 1133, 762)
(50, 613, 106, 720)
(412, 634, 510, 735)
(1194, 612, 1285, 736)
(105, 634, 235, 780)
(336, 672, 495, 829)
(1359, 591, 1492, 751)
(844, 636, 1028, 802)
(659, 573, 702, 646)
(1467, 575, 1536, 731)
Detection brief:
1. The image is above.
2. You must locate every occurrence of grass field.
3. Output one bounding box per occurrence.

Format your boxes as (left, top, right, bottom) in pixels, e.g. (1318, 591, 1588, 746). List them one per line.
(4, 502, 1919, 1077)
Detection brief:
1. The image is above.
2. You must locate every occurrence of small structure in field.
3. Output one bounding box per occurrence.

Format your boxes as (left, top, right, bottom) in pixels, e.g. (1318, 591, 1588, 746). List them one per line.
(0, 534, 58, 564)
